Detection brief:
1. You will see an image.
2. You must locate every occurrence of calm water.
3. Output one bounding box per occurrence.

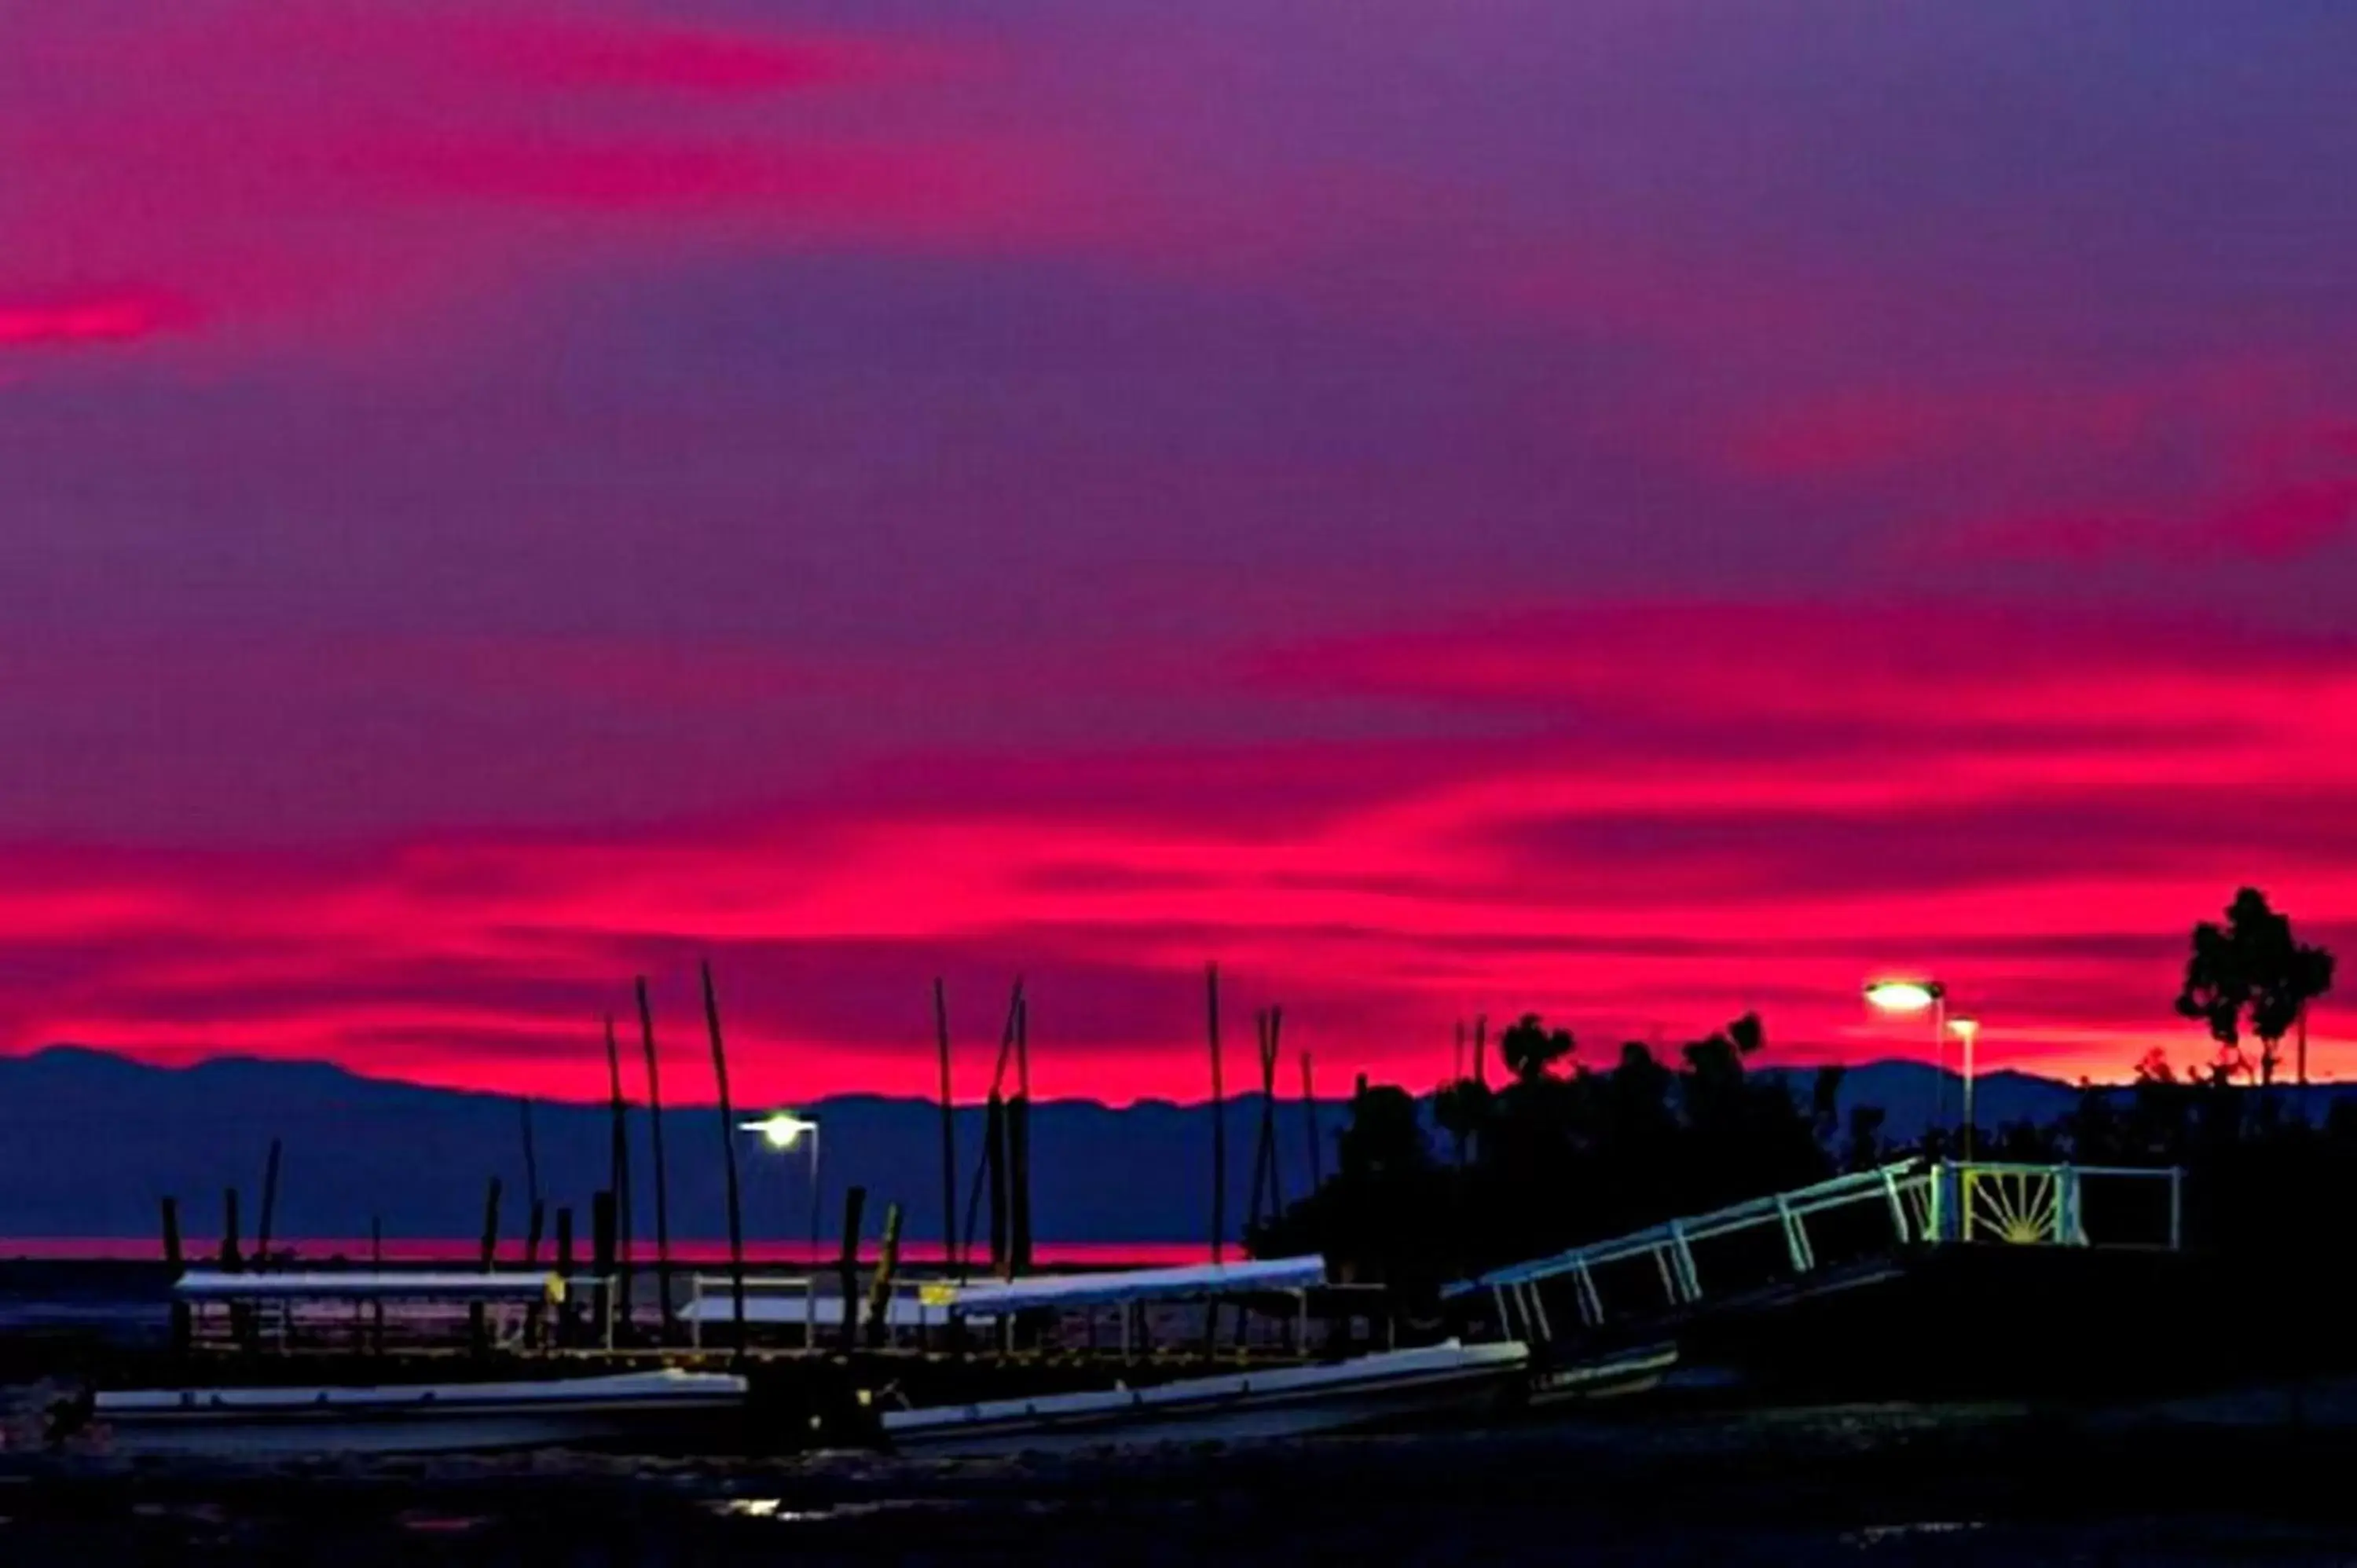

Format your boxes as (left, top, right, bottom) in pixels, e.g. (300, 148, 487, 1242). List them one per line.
(6, 1422, 2357, 1565)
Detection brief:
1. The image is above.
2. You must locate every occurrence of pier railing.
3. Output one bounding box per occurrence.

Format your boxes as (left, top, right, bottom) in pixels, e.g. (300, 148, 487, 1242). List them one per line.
(1448, 1160, 2183, 1346)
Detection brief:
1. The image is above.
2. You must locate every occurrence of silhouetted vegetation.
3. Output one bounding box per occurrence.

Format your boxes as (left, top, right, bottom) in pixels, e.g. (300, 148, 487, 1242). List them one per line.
(1255, 888, 2339, 1291)
(2175, 886, 2336, 1086)
(1252, 1013, 1854, 1286)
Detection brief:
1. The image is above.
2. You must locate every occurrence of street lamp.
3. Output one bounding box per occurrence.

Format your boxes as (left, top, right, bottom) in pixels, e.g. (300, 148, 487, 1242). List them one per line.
(1945, 1016, 1980, 1161)
(1863, 979, 1954, 1155)
(740, 1111, 822, 1260)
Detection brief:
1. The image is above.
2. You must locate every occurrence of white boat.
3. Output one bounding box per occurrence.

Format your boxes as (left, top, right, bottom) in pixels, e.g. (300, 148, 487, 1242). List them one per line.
(91, 1368, 748, 1458)
(881, 1339, 1530, 1457)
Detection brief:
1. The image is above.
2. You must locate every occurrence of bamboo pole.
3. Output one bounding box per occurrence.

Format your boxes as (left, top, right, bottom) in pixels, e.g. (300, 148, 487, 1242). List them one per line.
(471, 1175, 502, 1353)
(701, 961, 750, 1353)
(865, 1200, 904, 1350)
(635, 977, 675, 1336)
(1010, 994, 1033, 1276)
(933, 979, 959, 1275)
(984, 1092, 1010, 1277)
(1208, 962, 1226, 1265)
(959, 981, 1025, 1277)
(602, 1014, 633, 1328)
(254, 1139, 282, 1266)
(554, 1205, 577, 1346)
(219, 1188, 241, 1269)
(522, 1198, 548, 1349)
(837, 1185, 868, 1351)
(369, 1216, 384, 1353)
(160, 1197, 190, 1354)
(1301, 1050, 1323, 1189)
(518, 1098, 541, 1214)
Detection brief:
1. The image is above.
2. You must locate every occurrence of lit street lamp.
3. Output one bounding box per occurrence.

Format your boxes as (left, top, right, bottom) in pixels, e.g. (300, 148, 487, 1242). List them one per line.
(740, 1111, 822, 1260)
(1863, 979, 1970, 1157)
(1945, 1016, 1981, 1160)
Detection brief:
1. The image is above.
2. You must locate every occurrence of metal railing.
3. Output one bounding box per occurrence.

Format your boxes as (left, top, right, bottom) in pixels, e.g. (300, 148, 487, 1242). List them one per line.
(1449, 1160, 2183, 1345)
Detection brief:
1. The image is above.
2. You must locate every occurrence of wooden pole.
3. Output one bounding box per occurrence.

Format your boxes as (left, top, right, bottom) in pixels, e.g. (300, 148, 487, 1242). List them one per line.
(865, 1201, 904, 1350)
(518, 1099, 541, 1215)
(160, 1197, 190, 1354)
(471, 1175, 502, 1353)
(1473, 1014, 1489, 1090)
(959, 983, 1025, 1277)
(1250, 1007, 1284, 1227)
(591, 1189, 617, 1339)
(602, 1014, 633, 1328)
(837, 1185, 868, 1351)
(219, 1187, 242, 1269)
(522, 1198, 548, 1349)
(635, 977, 675, 1337)
(1010, 995, 1033, 1277)
(933, 979, 959, 1275)
(1301, 1050, 1323, 1189)
(1208, 962, 1226, 1265)
(255, 1138, 282, 1266)
(554, 1205, 577, 1346)
(478, 1178, 502, 1266)
(984, 1092, 1010, 1277)
(701, 961, 750, 1352)
(369, 1216, 384, 1353)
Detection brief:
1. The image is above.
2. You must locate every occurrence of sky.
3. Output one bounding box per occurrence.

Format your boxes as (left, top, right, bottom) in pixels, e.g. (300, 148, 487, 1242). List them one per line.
(3, 0, 2355, 1105)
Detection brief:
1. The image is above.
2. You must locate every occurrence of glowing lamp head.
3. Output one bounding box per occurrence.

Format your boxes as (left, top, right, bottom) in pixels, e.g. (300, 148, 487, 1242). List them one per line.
(1946, 1015, 1981, 1042)
(742, 1111, 816, 1151)
(1864, 979, 1945, 1014)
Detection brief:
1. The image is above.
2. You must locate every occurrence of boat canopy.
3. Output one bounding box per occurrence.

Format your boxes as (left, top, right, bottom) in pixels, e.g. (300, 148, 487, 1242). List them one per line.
(675, 1291, 989, 1328)
(937, 1255, 1326, 1317)
(174, 1270, 559, 1302)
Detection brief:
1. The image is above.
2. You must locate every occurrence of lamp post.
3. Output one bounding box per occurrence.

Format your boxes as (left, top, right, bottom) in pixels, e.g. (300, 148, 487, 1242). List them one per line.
(1945, 1016, 1980, 1161)
(740, 1111, 822, 1262)
(1863, 979, 1956, 1154)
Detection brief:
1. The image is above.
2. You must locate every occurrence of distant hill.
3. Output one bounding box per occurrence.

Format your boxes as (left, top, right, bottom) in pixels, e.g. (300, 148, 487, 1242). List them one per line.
(0, 1046, 2250, 1247)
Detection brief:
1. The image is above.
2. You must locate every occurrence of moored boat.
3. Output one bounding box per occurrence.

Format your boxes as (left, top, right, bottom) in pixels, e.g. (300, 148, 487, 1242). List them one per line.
(90, 1368, 749, 1459)
(881, 1339, 1530, 1457)
(1524, 1340, 1680, 1406)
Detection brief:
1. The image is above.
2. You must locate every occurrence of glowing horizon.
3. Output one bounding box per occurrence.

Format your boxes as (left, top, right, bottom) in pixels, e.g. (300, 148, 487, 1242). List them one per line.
(3, 2, 2352, 1106)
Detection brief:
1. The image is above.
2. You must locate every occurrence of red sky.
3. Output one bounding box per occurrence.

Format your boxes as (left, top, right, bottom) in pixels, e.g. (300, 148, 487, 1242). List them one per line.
(3, 1, 2353, 1105)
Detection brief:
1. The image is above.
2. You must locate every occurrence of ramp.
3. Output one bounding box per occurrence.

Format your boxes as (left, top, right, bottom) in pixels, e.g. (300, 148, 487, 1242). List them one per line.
(1447, 1160, 2183, 1349)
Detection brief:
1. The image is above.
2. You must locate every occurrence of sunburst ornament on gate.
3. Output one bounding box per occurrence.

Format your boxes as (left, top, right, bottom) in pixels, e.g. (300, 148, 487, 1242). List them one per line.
(1965, 1169, 2059, 1244)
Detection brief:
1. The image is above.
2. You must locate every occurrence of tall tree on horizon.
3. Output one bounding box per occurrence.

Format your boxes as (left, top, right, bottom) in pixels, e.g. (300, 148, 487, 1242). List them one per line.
(2175, 887, 2337, 1086)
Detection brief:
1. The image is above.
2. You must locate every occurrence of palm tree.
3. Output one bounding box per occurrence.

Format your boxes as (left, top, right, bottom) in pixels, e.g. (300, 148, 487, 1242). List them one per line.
(2176, 887, 2337, 1086)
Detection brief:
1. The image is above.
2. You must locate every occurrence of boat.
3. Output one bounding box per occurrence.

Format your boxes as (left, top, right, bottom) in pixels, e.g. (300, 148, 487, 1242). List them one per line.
(871, 1257, 1530, 1456)
(881, 1339, 1531, 1457)
(90, 1368, 749, 1459)
(1524, 1340, 1680, 1406)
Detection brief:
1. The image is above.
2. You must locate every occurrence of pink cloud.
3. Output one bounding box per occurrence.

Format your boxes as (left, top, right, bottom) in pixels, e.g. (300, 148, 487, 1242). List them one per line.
(437, 18, 914, 97)
(1937, 476, 2357, 567)
(0, 291, 196, 348)
(6, 603, 2357, 1100)
(0, 3, 1080, 357)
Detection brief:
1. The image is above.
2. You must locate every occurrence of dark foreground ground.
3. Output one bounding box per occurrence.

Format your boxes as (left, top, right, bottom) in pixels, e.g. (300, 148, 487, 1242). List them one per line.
(9, 1388, 2357, 1566)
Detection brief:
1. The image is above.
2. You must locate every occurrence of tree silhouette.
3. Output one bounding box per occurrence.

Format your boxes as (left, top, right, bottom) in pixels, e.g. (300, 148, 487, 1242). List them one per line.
(2175, 888, 2337, 1086)
(1497, 1014, 1575, 1083)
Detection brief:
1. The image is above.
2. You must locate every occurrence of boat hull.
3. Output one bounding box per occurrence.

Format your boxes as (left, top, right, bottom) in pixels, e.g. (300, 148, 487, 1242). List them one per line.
(1524, 1342, 1680, 1408)
(882, 1341, 1527, 1459)
(91, 1370, 747, 1459)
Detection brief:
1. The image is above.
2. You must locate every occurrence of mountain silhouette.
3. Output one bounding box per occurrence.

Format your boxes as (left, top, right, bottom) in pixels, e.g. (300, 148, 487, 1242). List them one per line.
(0, 1046, 2098, 1247)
